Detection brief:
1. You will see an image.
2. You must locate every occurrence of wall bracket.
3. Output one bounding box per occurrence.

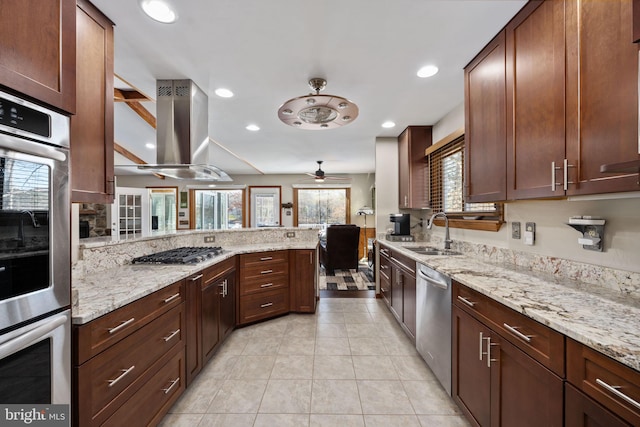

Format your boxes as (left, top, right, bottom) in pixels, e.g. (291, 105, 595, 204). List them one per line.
(567, 217, 605, 252)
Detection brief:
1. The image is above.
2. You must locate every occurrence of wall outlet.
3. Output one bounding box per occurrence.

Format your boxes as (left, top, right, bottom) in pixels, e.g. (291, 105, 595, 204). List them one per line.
(512, 222, 521, 239)
(524, 222, 535, 245)
(204, 236, 215, 243)
(286, 231, 295, 238)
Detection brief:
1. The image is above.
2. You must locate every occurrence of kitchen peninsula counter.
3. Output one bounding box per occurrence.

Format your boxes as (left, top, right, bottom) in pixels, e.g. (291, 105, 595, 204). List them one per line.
(380, 240, 640, 373)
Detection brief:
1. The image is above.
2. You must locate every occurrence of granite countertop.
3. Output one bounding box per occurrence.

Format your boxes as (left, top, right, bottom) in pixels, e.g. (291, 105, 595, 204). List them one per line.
(380, 240, 640, 373)
(72, 242, 317, 325)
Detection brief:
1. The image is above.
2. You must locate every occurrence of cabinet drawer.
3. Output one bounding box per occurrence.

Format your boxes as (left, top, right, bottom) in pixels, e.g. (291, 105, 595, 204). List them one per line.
(77, 304, 184, 425)
(567, 338, 640, 426)
(240, 275, 289, 296)
(453, 282, 564, 376)
(202, 257, 235, 287)
(103, 346, 185, 427)
(74, 280, 184, 364)
(239, 288, 289, 324)
(240, 250, 288, 269)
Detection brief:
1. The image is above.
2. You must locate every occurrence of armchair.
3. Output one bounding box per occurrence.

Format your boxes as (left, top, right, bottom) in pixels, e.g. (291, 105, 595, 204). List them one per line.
(319, 224, 361, 274)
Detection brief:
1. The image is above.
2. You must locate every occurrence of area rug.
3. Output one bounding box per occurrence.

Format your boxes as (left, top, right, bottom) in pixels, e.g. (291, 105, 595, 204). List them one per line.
(319, 264, 375, 291)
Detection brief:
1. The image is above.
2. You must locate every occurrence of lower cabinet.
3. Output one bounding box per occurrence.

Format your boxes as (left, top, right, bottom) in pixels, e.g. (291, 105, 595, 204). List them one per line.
(379, 247, 392, 306)
(565, 383, 632, 427)
(379, 243, 416, 340)
(289, 248, 317, 313)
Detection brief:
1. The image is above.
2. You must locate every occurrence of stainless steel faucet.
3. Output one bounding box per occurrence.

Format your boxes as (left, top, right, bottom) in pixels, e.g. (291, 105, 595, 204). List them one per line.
(426, 211, 452, 250)
(17, 210, 40, 247)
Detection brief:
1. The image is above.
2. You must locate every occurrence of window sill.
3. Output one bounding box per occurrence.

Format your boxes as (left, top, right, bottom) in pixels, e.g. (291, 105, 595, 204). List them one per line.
(432, 218, 504, 232)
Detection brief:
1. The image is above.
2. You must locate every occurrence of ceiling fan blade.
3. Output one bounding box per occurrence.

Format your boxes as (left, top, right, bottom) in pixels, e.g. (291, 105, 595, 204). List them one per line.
(324, 176, 351, 181)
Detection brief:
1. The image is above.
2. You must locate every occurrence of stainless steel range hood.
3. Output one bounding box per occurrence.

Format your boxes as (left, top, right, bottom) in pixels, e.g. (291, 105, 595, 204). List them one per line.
(137, 79, 232, 181)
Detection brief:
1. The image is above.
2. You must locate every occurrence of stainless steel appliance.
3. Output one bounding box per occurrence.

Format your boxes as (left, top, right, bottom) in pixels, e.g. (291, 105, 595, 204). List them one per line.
(132, 246, 223, 264)
(389, 213, 410, 235)
(416, 262, 452, 395)
(0, 89, 71, 405)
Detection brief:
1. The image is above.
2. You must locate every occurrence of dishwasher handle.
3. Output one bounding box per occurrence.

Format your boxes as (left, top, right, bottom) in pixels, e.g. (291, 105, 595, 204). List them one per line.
(417, 268, 449, 290)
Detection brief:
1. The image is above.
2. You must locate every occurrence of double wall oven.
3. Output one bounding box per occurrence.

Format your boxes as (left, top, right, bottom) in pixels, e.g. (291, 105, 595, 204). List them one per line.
(0, 89, 71, 406)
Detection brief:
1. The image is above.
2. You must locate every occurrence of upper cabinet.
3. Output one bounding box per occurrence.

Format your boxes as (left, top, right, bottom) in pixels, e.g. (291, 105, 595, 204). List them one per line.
(466, 0, 639, 202)
(464, 31, 508, 203)
(398, 126, 432, 209)
(71, 0, 115, 203)
(0, 0, 76, 113)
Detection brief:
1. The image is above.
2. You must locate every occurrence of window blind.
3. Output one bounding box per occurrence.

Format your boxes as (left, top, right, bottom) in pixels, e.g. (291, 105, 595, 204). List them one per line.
(0, 158, 49, 211)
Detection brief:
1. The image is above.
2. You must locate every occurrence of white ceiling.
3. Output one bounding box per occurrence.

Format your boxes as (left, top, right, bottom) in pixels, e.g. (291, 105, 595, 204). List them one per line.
(95, 0, 527, 178)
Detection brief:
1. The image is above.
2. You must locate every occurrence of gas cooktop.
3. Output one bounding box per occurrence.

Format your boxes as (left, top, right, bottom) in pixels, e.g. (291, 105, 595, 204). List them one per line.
(132, 246, 223, 264)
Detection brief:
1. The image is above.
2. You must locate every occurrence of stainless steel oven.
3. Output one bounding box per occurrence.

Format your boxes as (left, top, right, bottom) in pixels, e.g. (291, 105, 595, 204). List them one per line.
(0, 89, 71, 409)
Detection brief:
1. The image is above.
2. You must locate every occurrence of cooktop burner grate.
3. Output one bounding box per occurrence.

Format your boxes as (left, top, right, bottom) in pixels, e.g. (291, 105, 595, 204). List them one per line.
(132, 246, 223, 264)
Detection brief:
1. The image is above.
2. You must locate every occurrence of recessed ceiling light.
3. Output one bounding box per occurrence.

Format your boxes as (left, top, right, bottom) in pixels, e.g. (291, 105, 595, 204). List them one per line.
(417, 65, 439, 78)
(246, 124, 260, 131)
(145, 143, 155, 149)
(140, 0, 177, 24)
(215, 88, 234, 98)
(382, 121, 396, 128)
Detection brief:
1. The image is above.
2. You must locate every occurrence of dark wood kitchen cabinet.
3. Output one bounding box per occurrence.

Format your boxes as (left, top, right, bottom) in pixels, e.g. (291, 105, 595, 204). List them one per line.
(464, 30, 508, 203)
(238, 250, 289, 324)
(379, 243, 415, 340)
(452, 282, 564, 427)
(0, 0, 76, 113)
(71, 0, 115, 203)
(289, 249, 317, 313)
(398, 126, 432, 209)
(73, 280, 185, 427)
(379, 245, 392, 307)
(565, 383, 632, 427)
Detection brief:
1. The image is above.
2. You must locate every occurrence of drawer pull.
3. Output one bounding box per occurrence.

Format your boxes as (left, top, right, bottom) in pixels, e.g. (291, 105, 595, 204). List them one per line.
(260, 302, 274, 308)
(596, 378, 640, 410)
(163, 329, 180, 342)
(162, 377, 180, 394)
(260, 256, 273, 261)
(107, 365, 135, 387)
(261, 269, 273, 274)
(457, 296, 476, 307)
(189, 274, 203, 281)
(260, 283, 274, 288)
(503, 323, 532, 343)
(163, 293, 181, 304)
(108, 318, 135, 334)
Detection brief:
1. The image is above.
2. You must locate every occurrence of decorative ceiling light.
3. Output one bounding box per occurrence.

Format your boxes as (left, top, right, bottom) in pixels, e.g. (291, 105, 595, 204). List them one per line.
(140, 0, 177, 23)
(278, 78, 359, 130)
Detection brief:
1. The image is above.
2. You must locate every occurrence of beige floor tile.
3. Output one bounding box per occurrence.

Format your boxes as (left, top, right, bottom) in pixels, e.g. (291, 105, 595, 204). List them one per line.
(158, 413, 204, 427)
(198, 353, 238, 380)
(316, 312, 345, 324)
(315, 337, 351, 355)
(215, 333, 250, 356)
(227, 355, 276, 379)
(316, 302, 345, 313)
(309, 414, 365, 427)
(254, 413, 310, 427)
(259, 379, 312, 413)
(349, 337, 388, 355)
(417, 415, 472, 427)
(352, 355, 399, 380)
(357, 380, 414, 414)
(313, 355, 355, 380)
(343, 312, 374, 323)
(345, 323, 380, 338)
(383, 337, 419, 356)
(369, 310, 397, 323)
(390, 356, 436, 381)
(206, 379, 267, 413)
(402, 381, 460, 415)
(197, 413, 256, 427)
(169, 375, 222, 413)
(316, 323, 348, 338)
(285, 323, 317, 339)
(272, 355, 314, 379)
(310, 379, 362, 414)
(341, 303, 371, 313)
(241, 336, 282, 355)
(363, 414, 422, 427)
(247, 320, 289, 337)
(279, 337, 316, 355)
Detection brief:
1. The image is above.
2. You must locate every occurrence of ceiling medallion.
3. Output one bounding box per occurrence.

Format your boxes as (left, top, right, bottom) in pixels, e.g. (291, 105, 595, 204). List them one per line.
(278, 78, 359, 130)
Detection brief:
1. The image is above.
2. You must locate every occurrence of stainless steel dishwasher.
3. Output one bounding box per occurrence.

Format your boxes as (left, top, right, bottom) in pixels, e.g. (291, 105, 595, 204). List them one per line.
(416, 262, 452, 396)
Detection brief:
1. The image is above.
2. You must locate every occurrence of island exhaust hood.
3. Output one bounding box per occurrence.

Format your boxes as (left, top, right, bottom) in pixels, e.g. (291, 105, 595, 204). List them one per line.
(136, 79, 232, 181)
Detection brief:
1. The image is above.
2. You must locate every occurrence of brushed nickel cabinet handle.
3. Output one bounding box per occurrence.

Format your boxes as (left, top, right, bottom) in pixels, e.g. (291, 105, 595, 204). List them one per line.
(260, 256, 273, 261)
(261, 269, 273, 274)
(503, 323, 532, 343)
(108, 318, 135, 334)
(162, 377, 180, 394)
(163, 293, 181, 304)
(260, 283, 274, 288)
(596, 378, 640, 410)
(189, 274, 203, 281)
(163, 329, 180, 342)
(457, 296, 476, 307)
(260, 302, 273, 308)
(107, 365, 135, 387)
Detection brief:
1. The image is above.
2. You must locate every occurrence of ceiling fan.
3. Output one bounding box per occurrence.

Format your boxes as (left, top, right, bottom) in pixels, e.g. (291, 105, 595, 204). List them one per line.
(305, 161, 350, 182)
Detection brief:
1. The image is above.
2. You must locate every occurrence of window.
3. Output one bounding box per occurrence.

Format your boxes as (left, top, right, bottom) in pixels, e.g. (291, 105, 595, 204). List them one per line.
(149, 188, 177, 233)
(427, 134, 502, 228)
(193, 189, 244, 230)
(294, 188, 350, 227)
(0, 158, 49, 211)
(249, 186, 281, 227)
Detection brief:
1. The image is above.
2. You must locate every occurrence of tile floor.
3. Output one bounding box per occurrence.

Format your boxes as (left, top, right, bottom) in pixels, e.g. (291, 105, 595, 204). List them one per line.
(160, 297, 470, 427)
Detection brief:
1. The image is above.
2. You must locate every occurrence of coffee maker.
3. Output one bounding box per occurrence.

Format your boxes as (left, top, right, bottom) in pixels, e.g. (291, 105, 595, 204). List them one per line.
(389, 213, 410, 235)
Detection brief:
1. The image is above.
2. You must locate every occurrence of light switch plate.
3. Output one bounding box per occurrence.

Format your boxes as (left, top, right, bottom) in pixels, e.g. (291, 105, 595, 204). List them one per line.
(512, 222, 521, 239)
(524, 222, 535, 245)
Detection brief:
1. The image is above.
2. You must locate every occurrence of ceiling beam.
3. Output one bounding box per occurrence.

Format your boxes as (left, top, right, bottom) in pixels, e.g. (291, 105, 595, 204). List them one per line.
(114, 88, 149, 102)
(114, 142, 164, 180)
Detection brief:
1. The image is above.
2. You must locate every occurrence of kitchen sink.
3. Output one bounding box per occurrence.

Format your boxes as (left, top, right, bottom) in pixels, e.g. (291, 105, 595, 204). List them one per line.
(403, 246, 461, 256)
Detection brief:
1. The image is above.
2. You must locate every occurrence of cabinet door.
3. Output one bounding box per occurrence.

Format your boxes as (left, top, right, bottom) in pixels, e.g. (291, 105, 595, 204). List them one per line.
(402, 271, 416, 339)
(71, 0, 114, 203)
(464, 31, 507, 203)
(492, 333, 564, 427)
(505, 1, 566, 200)
(453, 306, 491, 427)
(290, 249, 316, 313)
(219, 270, 236, 341)
(185, 273, 203, 386)
(565, 383, 631, 427)
(398, 126, 432, 209)
(201, 276, 221, 364)
(565, 0, 639, 195)
(390, 266, 403, 324)
(0, 0, 76, 113)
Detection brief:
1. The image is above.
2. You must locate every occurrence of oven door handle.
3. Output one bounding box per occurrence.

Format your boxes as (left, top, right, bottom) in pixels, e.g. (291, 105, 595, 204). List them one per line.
(0, 314, 67, 359)
(0, 132, 67, 162)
